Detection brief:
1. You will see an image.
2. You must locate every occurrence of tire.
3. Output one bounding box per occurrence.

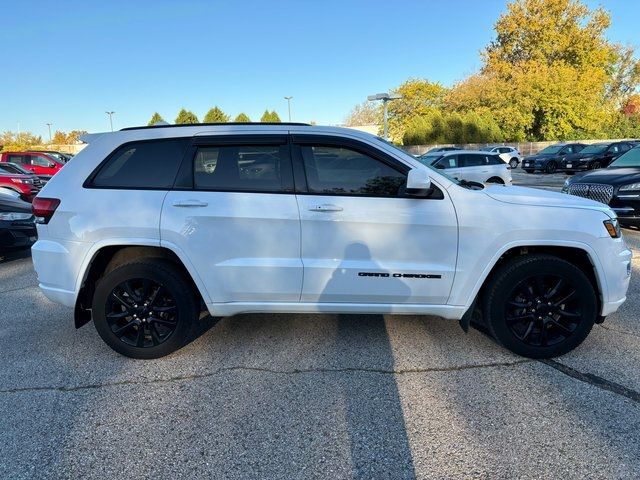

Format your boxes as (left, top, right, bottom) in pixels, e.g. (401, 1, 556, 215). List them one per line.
(482, 254, 596, 358)
(92, 259, 198, 359)
(545, 161, 557, 174)
(509, 158, 519, 169)
(486, 177, 505, 184)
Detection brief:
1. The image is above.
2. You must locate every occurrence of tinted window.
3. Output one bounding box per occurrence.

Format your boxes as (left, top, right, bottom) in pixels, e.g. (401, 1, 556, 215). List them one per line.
(301, 145, 405, 196)
(194, 144, 288, 192)
(461, 154, 484, 167)
(608, 144, 620, 153)
(31, 155, 53, 167)
(92, 139, 188, 188)
(6, 154, 26, 164)
(487, 155, 504, 165)
(434, 155, 458, 169)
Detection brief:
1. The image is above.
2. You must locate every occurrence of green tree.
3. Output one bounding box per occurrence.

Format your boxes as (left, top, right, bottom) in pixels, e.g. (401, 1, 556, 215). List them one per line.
(260, 110, 281, 122)
(446, 0, 639, 141)
(386, 79, 448, 141)
(175, 108, 199, 124)
(203, 106, 230, 123)
(234, 113, 251, 122)
(147, 112, 164, 126)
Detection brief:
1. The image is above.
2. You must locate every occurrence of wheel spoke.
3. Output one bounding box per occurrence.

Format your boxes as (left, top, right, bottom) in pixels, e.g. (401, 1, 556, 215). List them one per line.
(147, 286, 165, 308)
(141, 279, 151, 301)
(534, 276, 546, 297)
(113, 320, 136, 337)
(520, 321, 535, 340)
(506, 313, 534, 323)
(554, 290, 576, 307)
(123, 281, 140, 303)
(136, 325, 146, 347)
(540, 323, 548, 346)
(545, 279, 564, 299)
(508, 300, 529, 308)
(150, 324, 161, 346)
(148, 316, 176, 326)
(549, 319, 573, 335)
(111, 292, 132, 309)
(557, 309, 580, 318)
(107, 310, 131, 320)
(152, 305, 177, 314)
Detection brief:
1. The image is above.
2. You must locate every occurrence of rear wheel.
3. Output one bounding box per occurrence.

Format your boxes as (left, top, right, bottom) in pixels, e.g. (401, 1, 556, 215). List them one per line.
(483, 254, 596, 358)
(92, 259, 198, 359)
(509, 158, 519, 169)
(545, 161, 557, 174)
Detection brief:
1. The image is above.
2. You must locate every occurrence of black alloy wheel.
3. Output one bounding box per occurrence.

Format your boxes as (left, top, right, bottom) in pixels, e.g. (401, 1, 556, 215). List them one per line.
(545, 161, 557, 173)
(105, 278, 178, 348)
(483, 254, 596, 358)
(92, 259, 198, 358)
(504, 275, 581, 348)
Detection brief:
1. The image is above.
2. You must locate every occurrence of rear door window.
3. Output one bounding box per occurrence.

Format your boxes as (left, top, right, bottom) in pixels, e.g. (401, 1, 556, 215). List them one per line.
(90, 139, 189, 188)
(6, 154, 26, 164)
(193, 144, 290, 192)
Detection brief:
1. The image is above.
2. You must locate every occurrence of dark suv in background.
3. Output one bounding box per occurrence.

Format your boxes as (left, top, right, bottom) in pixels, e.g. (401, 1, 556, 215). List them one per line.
(563, 144, 640, 225)
(560, 141, 635, 174)
(522, 143, 586, 174)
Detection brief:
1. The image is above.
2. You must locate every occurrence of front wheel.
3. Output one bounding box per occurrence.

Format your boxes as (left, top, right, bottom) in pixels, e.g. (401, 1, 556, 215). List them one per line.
(483, 254, 596, 358)
(545, 161, 557, 174)
(92, 259, 199, 359)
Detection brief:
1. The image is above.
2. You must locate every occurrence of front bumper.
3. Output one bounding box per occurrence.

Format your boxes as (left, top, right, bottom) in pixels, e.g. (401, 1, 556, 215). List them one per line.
(560, 162, 589, 173)
(609, 195, 640, 225)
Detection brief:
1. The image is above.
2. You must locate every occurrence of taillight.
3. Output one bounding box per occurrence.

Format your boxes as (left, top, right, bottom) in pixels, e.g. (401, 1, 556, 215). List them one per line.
(32, 197, 60, 224)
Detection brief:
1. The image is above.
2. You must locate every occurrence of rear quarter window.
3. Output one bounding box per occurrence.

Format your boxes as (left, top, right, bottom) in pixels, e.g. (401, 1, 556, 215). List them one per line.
(89, 139, 189, 189)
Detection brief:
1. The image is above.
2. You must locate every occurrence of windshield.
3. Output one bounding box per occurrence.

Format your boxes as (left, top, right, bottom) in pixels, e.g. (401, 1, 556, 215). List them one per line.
(538, 145, 564, 155)
(579, 144, 608, 154)
(609, 146, 640, 168)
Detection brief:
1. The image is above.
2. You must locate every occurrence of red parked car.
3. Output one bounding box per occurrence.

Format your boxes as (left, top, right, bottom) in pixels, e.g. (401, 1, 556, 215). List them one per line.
(0, 151, 64, 182)
(0, 170, 40, 202)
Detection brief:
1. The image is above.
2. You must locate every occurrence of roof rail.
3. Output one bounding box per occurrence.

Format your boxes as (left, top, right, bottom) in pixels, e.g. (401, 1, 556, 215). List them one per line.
(120, 122, 311, 131)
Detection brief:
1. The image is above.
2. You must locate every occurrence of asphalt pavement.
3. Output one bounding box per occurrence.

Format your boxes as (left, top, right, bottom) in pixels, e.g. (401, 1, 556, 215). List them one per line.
(1, 171, 639, 479)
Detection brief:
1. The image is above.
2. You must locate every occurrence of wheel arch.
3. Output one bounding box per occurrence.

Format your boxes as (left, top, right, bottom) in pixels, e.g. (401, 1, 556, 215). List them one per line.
(459, 243, 605, 330)
(74, 242, 210, 328)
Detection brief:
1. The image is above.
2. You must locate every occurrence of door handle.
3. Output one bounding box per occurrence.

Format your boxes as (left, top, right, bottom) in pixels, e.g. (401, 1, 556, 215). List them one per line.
(309, 204, 343, 212)
(173, 200, 208, 207)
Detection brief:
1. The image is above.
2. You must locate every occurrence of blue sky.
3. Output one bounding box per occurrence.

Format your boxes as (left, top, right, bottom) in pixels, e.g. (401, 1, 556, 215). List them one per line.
(1, 0, 638, 138)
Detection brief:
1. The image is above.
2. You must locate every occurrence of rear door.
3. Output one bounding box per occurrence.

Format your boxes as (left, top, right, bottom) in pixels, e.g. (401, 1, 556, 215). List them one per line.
(459, 153, 489, 182)
(161, 134, 302, 304)
(292, 134, 457, 305)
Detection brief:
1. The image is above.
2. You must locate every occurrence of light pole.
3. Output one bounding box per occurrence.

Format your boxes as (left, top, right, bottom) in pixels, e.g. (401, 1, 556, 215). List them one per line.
(367, 93, 401, 140)
(284, 96, 293, 121)
(105, 111, 115, 132)
(46, 123, 52, 142)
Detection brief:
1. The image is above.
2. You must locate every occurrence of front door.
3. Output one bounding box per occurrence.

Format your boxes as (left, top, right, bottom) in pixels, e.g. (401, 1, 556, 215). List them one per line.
(292, 137, 458, 305)
(161, 135, 303, 303)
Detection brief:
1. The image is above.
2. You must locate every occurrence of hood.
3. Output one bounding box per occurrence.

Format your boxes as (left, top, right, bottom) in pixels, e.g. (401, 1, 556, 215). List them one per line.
(483, 185, 613, 216)
(568, 167, 640, 186)
(525, 153, 558, 161)
(564, 152, 596, 161)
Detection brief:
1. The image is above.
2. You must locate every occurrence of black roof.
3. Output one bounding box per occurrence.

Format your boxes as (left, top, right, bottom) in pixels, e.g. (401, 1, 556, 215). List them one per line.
(120, 122, 311, 131)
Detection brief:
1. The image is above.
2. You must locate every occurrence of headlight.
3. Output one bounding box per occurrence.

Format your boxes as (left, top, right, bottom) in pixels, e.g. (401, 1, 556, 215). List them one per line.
(10, 178, 32, 184)
(619, 183, 640, 191)
(579, 158, 590, 162)
(604, 219, 621, 238)
(562, 179, 570, 193)
(0, 212, 32, 221)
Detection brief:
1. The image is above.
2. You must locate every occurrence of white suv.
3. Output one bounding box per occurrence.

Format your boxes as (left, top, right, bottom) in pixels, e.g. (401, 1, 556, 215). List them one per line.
(31, 123, 631, 359)
(418, 150, 513, 185)
(482, 146, 523, 168)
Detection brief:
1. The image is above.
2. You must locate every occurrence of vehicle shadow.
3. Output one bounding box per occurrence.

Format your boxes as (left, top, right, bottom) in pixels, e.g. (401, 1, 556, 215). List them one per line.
(0, 247, 31, 264)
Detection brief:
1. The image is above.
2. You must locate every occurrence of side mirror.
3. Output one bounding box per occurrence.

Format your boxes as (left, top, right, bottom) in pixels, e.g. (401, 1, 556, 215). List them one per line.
(49, 162, 56, 168)
(406, 168, 432, 196)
